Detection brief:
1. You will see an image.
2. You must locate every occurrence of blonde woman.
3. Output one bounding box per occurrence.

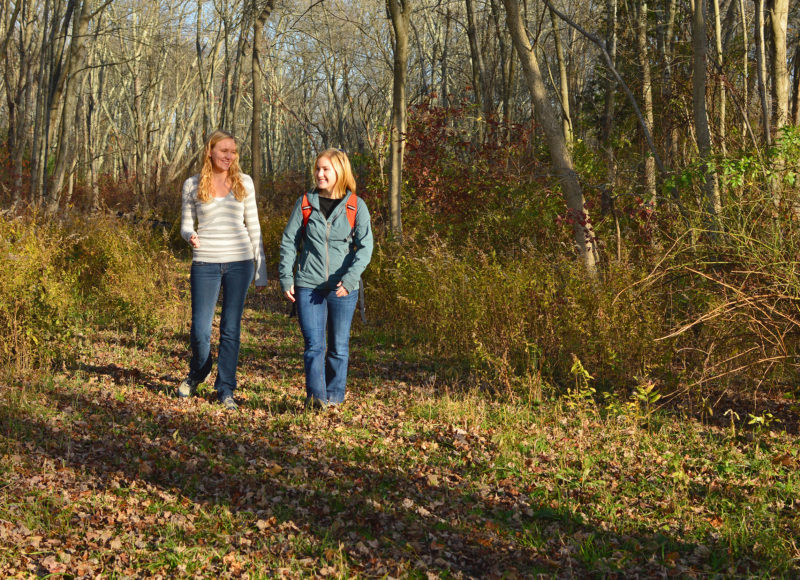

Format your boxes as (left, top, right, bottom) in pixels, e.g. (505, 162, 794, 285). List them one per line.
(179, 130, 267, 410)
(279, 149, 373, 409)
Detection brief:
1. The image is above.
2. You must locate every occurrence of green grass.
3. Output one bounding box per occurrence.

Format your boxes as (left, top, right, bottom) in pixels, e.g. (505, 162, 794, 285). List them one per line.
(0, 278, 798, 578)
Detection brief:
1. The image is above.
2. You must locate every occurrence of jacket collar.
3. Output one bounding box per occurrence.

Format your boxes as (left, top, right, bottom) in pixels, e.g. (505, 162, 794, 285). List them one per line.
(307, 188, 352, 218)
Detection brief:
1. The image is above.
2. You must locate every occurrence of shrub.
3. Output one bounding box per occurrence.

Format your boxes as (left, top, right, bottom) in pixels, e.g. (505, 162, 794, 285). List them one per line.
(367, 233, 671, 397)
(65, 215, 180, 335)
(0, 213, 181, 372)
(0, 215, 80, 370)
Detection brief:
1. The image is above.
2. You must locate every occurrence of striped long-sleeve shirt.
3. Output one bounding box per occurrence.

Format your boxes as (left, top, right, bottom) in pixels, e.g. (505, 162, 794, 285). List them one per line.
(180, 174, 268, 286)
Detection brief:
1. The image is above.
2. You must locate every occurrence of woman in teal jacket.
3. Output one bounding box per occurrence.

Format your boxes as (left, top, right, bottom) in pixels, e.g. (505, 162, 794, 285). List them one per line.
(279, 149, 373, 408)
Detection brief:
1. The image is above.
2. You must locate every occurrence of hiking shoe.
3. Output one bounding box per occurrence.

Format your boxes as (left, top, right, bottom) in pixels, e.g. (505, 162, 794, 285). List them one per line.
(221, 395, 238, 411)
(178, 378, 198, 398)
(304, 397, 327, 411)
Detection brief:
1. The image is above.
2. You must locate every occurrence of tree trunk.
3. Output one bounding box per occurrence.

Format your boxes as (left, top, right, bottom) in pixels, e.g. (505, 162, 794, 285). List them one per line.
(692, 0, 721, 221)
(31, 0, 55, 206)
(251, 1, 274, 196)
(739, 0, 749, 136)
(755, 0, 771, 146)
(489, 0, 513, 136)
(712, 0, 726, 155)
(659, 0, 678, 168)
(387, 0, 411, 242)
(465, 0, 490, 120)
(47, 0, 93, 215)
(549, 6, 572, 145)
(599, 0, 618, 248)
(503, 0, 599, 276)
(439, 7, 450, 108)
(791, 43, 800, 126)
(636, 0, 656, 208)
(768, 0, 789, 132)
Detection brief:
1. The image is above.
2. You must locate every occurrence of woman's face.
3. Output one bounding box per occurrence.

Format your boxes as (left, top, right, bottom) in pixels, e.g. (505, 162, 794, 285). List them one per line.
(209, 138, 237, 173)
(315, 156, 338, 194)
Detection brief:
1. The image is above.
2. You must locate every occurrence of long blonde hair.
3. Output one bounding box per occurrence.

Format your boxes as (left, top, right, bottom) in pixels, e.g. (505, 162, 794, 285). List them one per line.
(197, 130, 246, 203)
(314, 148, 356, 200)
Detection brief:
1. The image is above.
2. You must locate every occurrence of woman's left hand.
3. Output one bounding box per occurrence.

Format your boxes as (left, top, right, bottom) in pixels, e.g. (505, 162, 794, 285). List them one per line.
(335, 282, 349, 297)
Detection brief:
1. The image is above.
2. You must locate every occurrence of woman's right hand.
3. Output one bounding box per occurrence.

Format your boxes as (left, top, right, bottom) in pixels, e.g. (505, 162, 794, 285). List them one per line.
(284, 285, 295, 302)
(189, 234, 200, 248)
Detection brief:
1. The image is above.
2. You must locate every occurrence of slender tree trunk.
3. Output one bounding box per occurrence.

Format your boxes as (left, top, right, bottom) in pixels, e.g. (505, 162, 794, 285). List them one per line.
(228, 12, 249, 134)
(251, 1, 274, 196)
(739, 0, 749, 136)
(465, 0, 490, 121)
(692, 0, 721, 221)
(712, 0, 726, 155)
(503, 0, 598, 276)
(599, 0, 618, 247)
(653, 0, 679, 169)
(791, 43, 800, 126)
(489, 0, 513, 136)
(31, 0, 54, 206)
(48, 0, 93, 214)
(440, 7, 450, 108)
(636, 1, 656, 208)
(755, 0, 771, 146)
(768, 0, 789, 132)
(768, 0, 789, 208)
(388, 0, 411, 241)
(549, 6, 572, 145)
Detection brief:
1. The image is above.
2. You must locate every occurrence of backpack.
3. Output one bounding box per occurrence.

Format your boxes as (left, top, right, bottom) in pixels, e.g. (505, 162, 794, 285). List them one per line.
(293, 190, 367, 323)
(301, 190, 358, 232)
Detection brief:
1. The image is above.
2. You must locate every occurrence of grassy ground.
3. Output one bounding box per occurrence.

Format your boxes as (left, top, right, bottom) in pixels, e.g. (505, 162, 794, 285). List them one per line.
(1, 275, 799, 578)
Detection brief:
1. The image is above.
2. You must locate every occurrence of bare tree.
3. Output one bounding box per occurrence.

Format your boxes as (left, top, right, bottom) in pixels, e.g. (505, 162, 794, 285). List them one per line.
(635, 0, 655, 208)
(768, 0, 789, 132)
(503, 0, 599, 275)
(548, 5, 572, 145)
(387, 0, 412, 241)
(465, 0, 491, 120)
(692, 0, 721, 221)
(755, 0, 771, 145)
(712, 0, 726, 155)
(251, 0, 275, 195)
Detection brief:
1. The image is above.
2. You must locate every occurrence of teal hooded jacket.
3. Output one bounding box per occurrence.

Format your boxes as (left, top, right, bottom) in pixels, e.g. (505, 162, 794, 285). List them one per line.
(279, 190, 373, 293)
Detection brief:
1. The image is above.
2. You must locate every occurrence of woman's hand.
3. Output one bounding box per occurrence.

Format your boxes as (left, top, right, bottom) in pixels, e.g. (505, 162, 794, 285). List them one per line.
(189, 234, 200, 248)
(284, 285, 296, 302)
(335, 282, 349, 297)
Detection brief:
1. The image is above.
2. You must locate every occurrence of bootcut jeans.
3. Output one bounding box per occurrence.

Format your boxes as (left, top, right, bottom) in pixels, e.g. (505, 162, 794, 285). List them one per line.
(188, 259, 254, 399)
(295, 286, 359, 405)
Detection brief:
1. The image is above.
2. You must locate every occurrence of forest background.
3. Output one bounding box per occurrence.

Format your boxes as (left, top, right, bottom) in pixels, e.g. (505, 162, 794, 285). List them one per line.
(1, 0, 800, 577)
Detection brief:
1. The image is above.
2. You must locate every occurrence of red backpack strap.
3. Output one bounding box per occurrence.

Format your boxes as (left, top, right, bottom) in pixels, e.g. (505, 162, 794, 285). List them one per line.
(300, 192, 313, 230)
(345, 192, 358, 230)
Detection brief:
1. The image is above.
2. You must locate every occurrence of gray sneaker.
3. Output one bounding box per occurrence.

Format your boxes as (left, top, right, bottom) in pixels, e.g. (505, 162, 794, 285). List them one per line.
(221, 395, 238, 411)
(178, 378, 198, 398)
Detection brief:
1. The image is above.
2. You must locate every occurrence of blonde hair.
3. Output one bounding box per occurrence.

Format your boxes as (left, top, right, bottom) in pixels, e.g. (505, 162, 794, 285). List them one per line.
(197, 130, 246, 203)
(314, 148, 356, 200)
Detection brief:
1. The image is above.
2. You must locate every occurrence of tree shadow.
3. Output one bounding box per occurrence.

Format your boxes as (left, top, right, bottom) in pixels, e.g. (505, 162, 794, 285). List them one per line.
(1, 381, 748, 578)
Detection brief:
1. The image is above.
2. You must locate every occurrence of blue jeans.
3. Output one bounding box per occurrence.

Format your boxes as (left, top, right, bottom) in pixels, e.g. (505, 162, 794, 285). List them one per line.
(295, 287, 359, 405)
(189, 260, 254, 399)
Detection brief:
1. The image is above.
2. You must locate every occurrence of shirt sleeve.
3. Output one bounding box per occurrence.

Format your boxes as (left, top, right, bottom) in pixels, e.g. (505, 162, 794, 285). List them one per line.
(180, 176, 198, 243)
(242, 175, 268, 286)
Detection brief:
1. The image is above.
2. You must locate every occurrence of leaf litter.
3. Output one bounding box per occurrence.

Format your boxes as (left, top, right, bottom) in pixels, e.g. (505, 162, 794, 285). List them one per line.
(0, 287, 798, 578)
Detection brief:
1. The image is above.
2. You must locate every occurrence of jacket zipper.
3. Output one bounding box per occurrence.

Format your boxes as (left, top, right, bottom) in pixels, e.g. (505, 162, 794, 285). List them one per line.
(325, 218, 331, 280)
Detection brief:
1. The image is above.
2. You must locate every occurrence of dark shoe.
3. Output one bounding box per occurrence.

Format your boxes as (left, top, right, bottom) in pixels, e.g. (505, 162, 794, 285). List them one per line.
(221, 395, 238, 411)
(178, 378, 198, 398)
(304, 397, 327, 411)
